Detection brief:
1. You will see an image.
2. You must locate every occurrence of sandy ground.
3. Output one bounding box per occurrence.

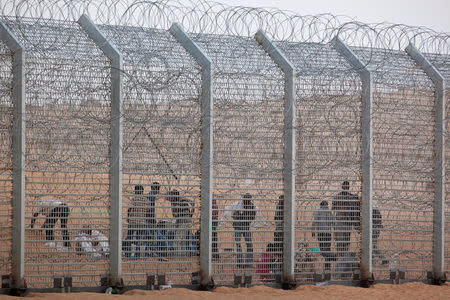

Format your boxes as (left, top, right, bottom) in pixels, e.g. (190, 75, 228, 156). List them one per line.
(0, 282, 449, 300)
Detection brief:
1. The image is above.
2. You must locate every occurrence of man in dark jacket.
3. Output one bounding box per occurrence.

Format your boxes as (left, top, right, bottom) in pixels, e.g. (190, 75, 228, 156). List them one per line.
(312, 200, 335, 270)
(332, 181, 360, 254)
(167, 190, 195, 256)
(372, 207, 388, 265)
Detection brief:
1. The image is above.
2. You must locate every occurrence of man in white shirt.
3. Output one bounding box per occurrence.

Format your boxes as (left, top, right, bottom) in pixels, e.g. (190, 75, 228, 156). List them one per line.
(221, 193, 266, 268)
(30, 198, 70, 248)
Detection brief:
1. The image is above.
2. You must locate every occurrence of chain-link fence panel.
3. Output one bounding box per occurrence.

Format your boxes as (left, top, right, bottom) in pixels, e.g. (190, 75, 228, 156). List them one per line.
(351, 47, 435, 280)
(100, 25, 203, 285)
(0, 40, 13, 279)
(1, 17, 112, 288)
(190, 33, 285, 284)
(276, 41, 362, 282)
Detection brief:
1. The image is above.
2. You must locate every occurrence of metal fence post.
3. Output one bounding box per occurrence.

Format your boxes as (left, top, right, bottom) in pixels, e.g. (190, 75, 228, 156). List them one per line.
(255, 30, 296, 287)
(332, 36, 374, 285)
(0, 20, 26, 291)
(169, 23, 214, 289)
(406, 43, 446, 284)
(77, 14, 123, 287)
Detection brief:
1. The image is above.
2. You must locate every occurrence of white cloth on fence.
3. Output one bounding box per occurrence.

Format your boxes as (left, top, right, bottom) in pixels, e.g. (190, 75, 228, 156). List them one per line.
(74, 230, 109, 258)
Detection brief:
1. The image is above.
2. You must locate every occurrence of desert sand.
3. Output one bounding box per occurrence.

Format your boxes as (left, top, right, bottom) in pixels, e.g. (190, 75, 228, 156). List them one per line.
(0, 282, 449, 300)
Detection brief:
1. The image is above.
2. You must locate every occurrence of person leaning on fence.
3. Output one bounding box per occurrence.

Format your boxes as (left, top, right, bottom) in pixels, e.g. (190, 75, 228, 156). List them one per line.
(145, 182, 160, 256)
(167, 189, 195, 256)
(372, 207, 388, 265)
(123, 184, 149, 259)
(221, 193, 266, 268)
(311, 200, 335, 270)
(30, 197, 71, 249)
(332, 181, 360, 255)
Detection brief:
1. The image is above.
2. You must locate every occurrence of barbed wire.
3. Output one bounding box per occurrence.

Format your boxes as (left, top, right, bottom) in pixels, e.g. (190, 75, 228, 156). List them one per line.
(1, 0, 449, 53)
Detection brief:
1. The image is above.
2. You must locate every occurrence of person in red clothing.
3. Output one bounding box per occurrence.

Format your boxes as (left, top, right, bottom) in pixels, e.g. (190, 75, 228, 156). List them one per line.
(258, 243, 278, 280)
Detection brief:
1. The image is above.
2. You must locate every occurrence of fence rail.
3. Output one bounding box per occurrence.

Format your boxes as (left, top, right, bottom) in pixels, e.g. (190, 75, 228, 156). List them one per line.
(0, 0, 448, 292)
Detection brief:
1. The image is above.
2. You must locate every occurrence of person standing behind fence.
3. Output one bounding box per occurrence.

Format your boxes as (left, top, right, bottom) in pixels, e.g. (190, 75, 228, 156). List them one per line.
(372, 207, 388, 265)
(30, 197, 71, 249)
(221, 193, 265, 268)
(212, 198, 219, 259)
(312, 200, 335, 270)
(332, 181, 360, 255)
(273, 195, 284, 254)
(167, 190, 195, 256)
(123, 184, 148, 259)
(145, 182, 160, 255)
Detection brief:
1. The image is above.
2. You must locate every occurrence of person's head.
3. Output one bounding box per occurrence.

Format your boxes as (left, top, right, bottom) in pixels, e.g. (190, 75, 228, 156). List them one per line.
(320, 200, 328, 208)
(135, 184, 144, 194)
(151, 182, 160, 193)
(243, 193, 252, 204)
(342, 181, 350, 191)
(266, 243, 276, 253)
(167, 189, 180, 202)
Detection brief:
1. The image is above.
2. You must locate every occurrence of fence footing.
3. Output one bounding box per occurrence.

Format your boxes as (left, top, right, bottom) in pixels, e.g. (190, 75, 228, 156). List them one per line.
(281, 280, 297, 290)
(8, 277, 27, 296)
(427, 270, 447, 285)
(199, 278, 215, 291)
(359, 274, 374, 288)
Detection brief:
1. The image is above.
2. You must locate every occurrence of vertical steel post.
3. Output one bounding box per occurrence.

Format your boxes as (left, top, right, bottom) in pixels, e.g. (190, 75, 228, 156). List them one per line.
(0, 20, 26, 290)
(169, 23, 214, 288)
(78, 14, 123, 287)
(255, 30, 296, 287)
(406, 43, 446, 283)
(332, 36, 373, 284)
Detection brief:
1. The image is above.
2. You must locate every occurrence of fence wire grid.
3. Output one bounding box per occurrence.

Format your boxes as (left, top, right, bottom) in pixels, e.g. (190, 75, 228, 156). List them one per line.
(0, 0, 449, 290)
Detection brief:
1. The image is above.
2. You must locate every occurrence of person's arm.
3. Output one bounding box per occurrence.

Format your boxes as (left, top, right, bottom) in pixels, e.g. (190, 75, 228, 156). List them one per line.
(254, 206, 267, 227)
(220, 201, 239, 221)
(30, 211, 39, 228)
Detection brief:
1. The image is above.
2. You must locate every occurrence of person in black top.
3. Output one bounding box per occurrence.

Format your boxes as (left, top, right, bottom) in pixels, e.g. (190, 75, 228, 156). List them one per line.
(372, 207, 388, 265)
(167, 190, 195, 256)
(332, 181, 360, 254)
(145, 182, 160, 256)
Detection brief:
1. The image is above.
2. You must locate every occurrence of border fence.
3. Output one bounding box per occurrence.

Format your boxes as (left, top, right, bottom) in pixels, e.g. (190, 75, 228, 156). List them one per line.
(0, 0, 448, 293)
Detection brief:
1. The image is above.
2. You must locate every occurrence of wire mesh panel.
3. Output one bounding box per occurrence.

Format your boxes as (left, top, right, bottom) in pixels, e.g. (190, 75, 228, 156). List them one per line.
(190, 33, 284, 284)
(277, 41, 362, 282)
(2, 17, 111, 288)
(0, 41, 13, 278)
(352, 47, 435, 280)
(100, 25, 203, 285)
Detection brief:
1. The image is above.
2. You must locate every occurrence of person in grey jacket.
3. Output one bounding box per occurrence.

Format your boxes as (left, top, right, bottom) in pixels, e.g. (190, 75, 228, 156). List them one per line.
(312, 200, 335, 270)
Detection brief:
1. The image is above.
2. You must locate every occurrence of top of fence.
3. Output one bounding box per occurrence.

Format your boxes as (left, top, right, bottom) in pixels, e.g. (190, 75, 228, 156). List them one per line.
(1, 0, 449, 54)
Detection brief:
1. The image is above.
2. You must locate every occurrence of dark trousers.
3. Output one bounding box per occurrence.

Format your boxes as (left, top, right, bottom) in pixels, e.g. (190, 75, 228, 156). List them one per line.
(43, 203, 70, 247)
(335, 231, 351, 254)
(212, 223, 218, 258)
(123, 224, 147, 258)
(317, 232, 332, 270)
(234, 227, 253, 265)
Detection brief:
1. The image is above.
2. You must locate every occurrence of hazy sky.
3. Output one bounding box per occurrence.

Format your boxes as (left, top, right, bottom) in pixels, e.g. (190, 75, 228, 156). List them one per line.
(225, 0, 449, 33)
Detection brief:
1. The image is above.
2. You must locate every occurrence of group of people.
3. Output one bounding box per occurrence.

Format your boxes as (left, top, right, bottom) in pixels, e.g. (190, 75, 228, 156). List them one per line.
(311, 181, 388, 271)
(30, 180, 387, 276)
(124, 183, 197, 259)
